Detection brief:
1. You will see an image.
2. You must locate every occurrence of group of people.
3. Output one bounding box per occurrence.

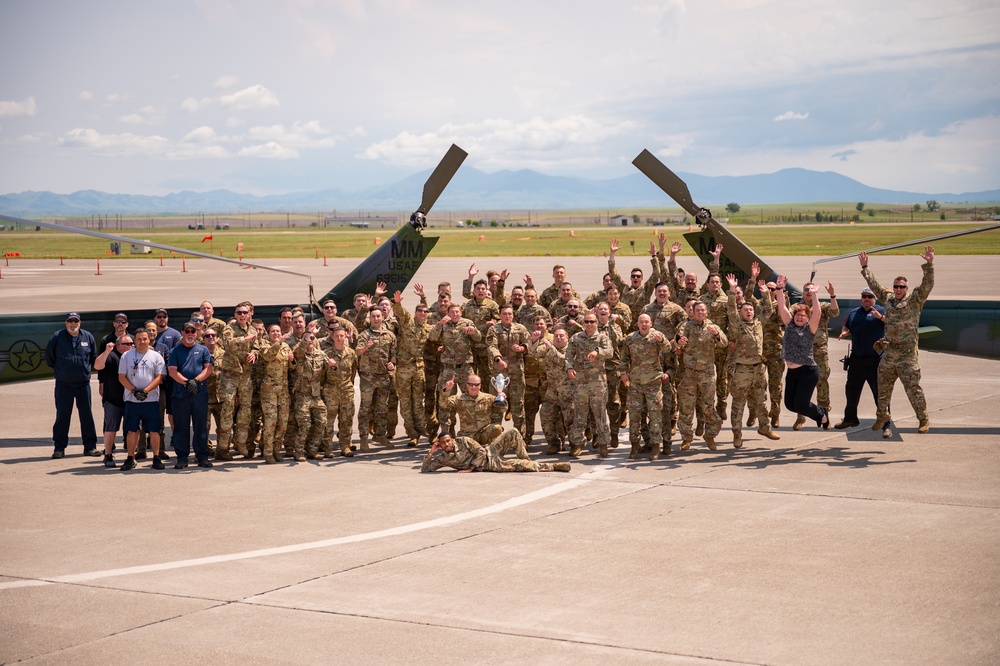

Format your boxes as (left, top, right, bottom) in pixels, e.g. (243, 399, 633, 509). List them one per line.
(45, 236, 935, 474)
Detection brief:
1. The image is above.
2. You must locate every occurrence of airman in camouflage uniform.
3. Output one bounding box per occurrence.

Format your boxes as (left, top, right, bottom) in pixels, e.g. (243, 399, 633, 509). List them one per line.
(462, 279, 500, 383)
(792, 282, 840, 430)
(291, 332, 328, 461)
(216, 303, 257, 460)
(312, 299, 358, 343)
(515, 287, 552, 331)
(725, 276, 780, 448)
(548, 282, 582, 321)
(392, 290, 431, 446)
(860, 246, 935, 433)
(530, 327, 573, 455)
(609, 237, 661, 333)
(566, 316, 613, 457)
(423, 291, 450, 440)
(321, 326, 357, 457)
(523, 316, 551, 444)
(583, 272, 615, 310)
(643, 282, 686, 446)
(536, 264, 578, 311)
(203, 330, 224, 446)
(421, 432, 570, 473)
(487, 305, 531, 438)
(356, 307, 397, 451)
(620, 314, 671, 460)
(675, 301, 729, 450)
(437, 374, 504, 446)
(554, 299, 586, 337)
(463, 263, 510, 307)
(761, 282, 786, 427)
(700, 272, 731, 419)
(428, 304, 481, 438)
(259, 324, 292, 463)
(281, 313, 309, 457)
(594, 303, 625, 446)
(246, 319, 269, 458)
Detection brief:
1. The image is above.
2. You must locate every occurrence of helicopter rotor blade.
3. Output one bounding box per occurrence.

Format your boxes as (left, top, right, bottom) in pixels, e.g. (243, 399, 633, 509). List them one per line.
(632, 149, 701, 218)
(418, 144, 468, 215)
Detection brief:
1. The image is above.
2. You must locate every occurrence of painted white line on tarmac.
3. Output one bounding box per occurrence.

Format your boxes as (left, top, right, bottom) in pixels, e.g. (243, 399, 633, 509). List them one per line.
(0, 466, 614, 591)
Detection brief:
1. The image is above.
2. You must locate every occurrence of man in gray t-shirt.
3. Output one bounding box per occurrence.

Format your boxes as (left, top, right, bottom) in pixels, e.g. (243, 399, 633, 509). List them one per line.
(117, 329, 166, 471)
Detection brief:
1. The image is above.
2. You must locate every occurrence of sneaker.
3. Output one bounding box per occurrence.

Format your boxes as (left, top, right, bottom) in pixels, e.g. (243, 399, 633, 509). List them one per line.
(197, 459, 214, 468)
(174, 459, 189, 469)
(151, 457, 165, 470)
(882, 427, 892, 439)
(834, 421, 860, 430)
(51, 450, 65, 459)
(120, 457, 136, 471)
(103, 454, 116, 468)
(84, 449, 102, 457)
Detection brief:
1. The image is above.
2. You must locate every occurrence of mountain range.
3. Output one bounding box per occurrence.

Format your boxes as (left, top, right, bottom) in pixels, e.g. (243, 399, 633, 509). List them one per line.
(2, 167, 999, 216)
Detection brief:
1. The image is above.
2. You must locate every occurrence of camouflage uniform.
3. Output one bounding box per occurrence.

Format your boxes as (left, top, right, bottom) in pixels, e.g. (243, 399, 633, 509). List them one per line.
(438, 390, 504, 446)
(609, 255, 659, 333)
(565, 330, 613, 455)
(259, 340, 291, 461)
(282, 333, 303, 456)
(462, 296, 500, 384)
(217, 321, 256, 458)
(421, 430, 553, 473)
(312, 315, 358, 342)
(667, 254, 714, 307)
(539, 283, 578, 311)
(863, 262, 934, 427)
(206, 345, 225, 445)
(531, 339, 573, 452)
(761, 296, 786, 424)
(676, 319, 729, 445)
(321, 342, 357, 455)
(515, 303, 552, 331)
(246, 334, 269, 457)
(620, 329, 670, 456)
(596, 319, 625, 444)
(643, 299, 686, 442)
(522, 331, 550, 443)
(423, 308, 446, 439)
(555, 313, 585, 338)
(487, 320, 532, 438)
(291, 346, 328, 459)
(701, 289, 731, 415)
(428, 316, 480, 435)
(549, 298, 583, 322)
(726, 290, 777, 442)
(356, 326, 397, 447)
(813, 301, 840, 411)
(392, 301, 430, 443)
(607, 301, 632, 334)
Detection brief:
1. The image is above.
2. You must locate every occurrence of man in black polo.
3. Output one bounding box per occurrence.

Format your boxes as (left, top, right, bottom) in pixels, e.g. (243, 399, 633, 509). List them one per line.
(44, 312, 99, 458)
(836, 287, 892, 436)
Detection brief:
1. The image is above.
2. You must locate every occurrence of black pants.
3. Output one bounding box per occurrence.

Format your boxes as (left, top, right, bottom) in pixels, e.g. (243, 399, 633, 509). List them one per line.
(843, 355, 891, 425)
(53, 381, 98, 452)
(784, 365, 824, 425)
(172, 392, 210, 463)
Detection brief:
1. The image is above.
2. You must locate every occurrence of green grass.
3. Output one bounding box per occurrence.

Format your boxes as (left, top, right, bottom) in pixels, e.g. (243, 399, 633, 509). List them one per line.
(1, 223, 998, 259)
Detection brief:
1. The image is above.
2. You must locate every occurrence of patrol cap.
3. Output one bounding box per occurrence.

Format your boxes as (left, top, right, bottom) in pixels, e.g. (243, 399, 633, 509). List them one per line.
(66, 312, 81, 321)
(155, 308, 169, 316)
(861, 288, 875, 297)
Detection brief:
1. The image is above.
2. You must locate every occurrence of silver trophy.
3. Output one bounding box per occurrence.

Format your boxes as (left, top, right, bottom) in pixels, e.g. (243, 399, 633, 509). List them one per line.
(491, 373, 509, 407)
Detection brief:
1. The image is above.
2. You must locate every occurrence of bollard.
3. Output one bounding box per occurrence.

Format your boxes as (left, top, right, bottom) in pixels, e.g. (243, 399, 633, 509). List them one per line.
(60, 254, 64, 266)
(159, 253, 164, 266)
(95, 260, 101, 276)
(182, 259, 187, 272)
(323, 250, 327, 266)
(315, 247, 319, 259)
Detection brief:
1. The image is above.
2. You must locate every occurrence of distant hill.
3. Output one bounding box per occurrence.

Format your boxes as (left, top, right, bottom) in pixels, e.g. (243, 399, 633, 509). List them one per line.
(2, 167, 998, 215)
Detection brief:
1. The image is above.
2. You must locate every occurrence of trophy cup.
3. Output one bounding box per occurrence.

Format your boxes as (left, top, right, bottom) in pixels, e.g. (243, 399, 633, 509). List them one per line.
(491, 374, 509, 407)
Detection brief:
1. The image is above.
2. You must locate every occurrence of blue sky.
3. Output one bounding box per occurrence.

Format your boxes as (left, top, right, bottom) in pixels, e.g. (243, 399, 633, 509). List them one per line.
(1, 0, 998, 197)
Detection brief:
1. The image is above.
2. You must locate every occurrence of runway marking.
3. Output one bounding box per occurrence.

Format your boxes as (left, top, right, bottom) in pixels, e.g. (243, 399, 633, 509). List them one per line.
(0, 466, 614, 591)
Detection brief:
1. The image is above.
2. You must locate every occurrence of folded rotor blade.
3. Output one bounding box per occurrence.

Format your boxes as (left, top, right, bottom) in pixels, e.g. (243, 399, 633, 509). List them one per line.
(632, 149, 701, 217)
(419, 144, 468, 215)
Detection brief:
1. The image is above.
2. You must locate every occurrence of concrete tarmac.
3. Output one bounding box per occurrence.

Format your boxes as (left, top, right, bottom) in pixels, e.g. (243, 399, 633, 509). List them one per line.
(1, 253, 999, 664)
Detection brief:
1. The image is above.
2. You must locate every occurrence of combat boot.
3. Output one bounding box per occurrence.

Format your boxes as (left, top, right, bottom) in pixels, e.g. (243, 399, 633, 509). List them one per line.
(234, 439, 248, 457)
(681, 440, 692, 451)
(771, 414, 781, 428)
(793, 415, 806, 431)
(377, 436, 392, 448)
(245, 441, 256, 459)
(359, 437, 370, 453)
(650, 442, 660, 462)
(598, 443, 609, 458)
(704, 434, 717, 451)
(569, 444, 583, 458)
(732, 431, 743, 449)
(695, 421, 704, 437)
(871, 415, 891, 431)
(628, 443, 640, 460)
(341, 446, 354, 458)
(917, 418, 930, 433)
(309, 451, 324, 460)
(407, 437, 418, 448)
(214, 446, 233, 461)
(294, 453, 307, 462)
(663, 440, 672, 455)
(757, 427, 781, 440)
(552, 462, 571, 472)
(746, 413, 756, 428)
(545, 440, 560, 455)
(263, 453, 276, 464)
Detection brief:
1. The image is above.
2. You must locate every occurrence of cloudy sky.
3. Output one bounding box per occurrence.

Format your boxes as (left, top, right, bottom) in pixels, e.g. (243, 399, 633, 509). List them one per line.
(1, 0, 998, 198)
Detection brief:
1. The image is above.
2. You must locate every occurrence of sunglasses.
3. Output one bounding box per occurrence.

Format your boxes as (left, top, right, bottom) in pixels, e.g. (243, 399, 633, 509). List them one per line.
(235, 310, 250, 315)
(114, 320, 128, 325)
(323, 305, 336, 310)
(567, 305, 579, 309)
(861, 295, 875, 299)
(66, 319, 80, 323)
(203, 333, 217, 338)
(183, 329, 197, 334)
(118, 341, 135, 346)
(191, 318, 204, 323)
(892, 284, 907, 289)
(584, 320, 598, 324)
(466, 382, 481, 386)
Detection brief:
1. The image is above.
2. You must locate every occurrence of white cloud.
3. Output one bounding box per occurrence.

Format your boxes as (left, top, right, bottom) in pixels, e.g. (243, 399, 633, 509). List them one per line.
(774, 111, 809, 122)
(247, 120, 335, 148)
(181, 126, 221, 143)
(59, 128, 170, 157)
(78, 90, 94, 102)
(0, 97, 37, 118)
(238, 142, 298, 159)
(105, 93, 129, 103)
(653, 133, 697, 159)
(181, 97, 213, 112)
(226, 116, 243, 127)
(213, 75, 240, 89)
(219, 85, 279, 110)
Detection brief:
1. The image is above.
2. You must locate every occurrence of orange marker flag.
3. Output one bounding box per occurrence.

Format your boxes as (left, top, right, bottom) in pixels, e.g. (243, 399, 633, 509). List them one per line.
(201, 234, 213, 243)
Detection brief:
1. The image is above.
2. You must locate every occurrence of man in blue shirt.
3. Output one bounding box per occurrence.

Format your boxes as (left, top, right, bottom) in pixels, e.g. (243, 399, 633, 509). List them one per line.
(836, 288, 892, 436)
(44, 312, 99, 458)
(168, 322, 214, 469)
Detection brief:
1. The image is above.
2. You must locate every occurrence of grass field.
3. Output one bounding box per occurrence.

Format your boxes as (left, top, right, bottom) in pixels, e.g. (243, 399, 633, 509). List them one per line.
(1, 223, 998, 260)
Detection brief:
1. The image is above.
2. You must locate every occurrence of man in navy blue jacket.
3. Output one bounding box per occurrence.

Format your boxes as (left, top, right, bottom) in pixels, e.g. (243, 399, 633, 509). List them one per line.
(44, 312, 99, 458)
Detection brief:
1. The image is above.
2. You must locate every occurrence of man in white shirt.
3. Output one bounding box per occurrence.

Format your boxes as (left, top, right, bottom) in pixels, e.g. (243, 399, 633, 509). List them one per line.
(118, 329, 167, 471)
